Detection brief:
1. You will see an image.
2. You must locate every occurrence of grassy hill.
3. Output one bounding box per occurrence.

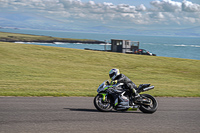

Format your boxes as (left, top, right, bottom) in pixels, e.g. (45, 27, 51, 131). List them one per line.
(0, 42, 199, 97)
(0, 31, 104, 43)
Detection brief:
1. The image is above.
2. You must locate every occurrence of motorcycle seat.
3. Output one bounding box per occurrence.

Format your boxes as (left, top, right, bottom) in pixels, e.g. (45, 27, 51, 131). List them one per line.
(137, 84, 151, 89)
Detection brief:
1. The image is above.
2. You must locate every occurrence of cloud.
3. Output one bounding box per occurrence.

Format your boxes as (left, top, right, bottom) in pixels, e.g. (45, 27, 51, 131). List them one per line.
(150, 0, 182, 12)
(0, 0, 200, 28)
(182, 0, 200, 12)
(150, 0, 200, 12)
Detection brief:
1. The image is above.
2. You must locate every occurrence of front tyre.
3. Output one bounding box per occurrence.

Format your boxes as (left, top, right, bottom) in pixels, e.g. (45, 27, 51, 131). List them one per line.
(94, 94, 113, 112)
(139, 94, 158, 113)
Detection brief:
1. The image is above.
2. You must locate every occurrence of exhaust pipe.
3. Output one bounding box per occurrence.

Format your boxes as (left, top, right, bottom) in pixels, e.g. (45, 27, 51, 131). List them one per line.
(143, 86, 154, 92)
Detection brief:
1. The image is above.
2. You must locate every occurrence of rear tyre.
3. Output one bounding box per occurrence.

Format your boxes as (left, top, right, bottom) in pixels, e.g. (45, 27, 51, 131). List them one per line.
(94, 94, 113, 112)
(139, 94, 158, 113)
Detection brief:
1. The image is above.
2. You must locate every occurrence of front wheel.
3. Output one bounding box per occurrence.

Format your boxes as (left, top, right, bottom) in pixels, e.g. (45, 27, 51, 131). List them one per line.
(94, 94, 113, 112)
(139, 94, 158, 113)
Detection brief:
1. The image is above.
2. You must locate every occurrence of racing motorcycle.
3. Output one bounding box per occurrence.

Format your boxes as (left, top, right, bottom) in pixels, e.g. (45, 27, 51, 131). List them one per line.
(94, 80, 158, 113)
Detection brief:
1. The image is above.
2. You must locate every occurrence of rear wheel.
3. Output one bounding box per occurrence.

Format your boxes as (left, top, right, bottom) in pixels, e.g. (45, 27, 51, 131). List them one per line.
(139, 94, 158, 113)
(94, 94, 113, 112)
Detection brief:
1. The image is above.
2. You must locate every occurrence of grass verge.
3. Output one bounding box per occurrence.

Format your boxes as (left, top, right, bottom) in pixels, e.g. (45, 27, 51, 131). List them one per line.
(0, 42, 199, 97)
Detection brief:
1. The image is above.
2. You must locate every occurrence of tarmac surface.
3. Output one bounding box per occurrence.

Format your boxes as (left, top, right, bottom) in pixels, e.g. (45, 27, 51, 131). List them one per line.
(0, 97, 200, 133)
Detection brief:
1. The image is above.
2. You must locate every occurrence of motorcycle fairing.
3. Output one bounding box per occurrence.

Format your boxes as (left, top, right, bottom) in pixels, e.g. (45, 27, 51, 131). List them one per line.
(107, 88, 120, 107)
(99, 89, 120, 106)
(114, 98, 118, 106)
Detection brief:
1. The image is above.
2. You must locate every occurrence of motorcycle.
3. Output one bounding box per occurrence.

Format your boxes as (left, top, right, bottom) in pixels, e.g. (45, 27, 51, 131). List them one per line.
(94, 80, 158, 113)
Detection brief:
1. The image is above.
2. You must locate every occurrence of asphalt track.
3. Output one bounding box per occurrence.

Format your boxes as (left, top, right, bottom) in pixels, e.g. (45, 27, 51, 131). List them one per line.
(0, 97, 200, 133)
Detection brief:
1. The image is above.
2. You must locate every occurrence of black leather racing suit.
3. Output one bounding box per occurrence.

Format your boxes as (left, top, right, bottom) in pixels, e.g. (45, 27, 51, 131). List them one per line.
(113, 74, 137, 95)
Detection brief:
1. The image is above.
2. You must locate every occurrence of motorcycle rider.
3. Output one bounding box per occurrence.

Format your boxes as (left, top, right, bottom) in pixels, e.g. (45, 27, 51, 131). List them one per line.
(109, 68, 138, 105)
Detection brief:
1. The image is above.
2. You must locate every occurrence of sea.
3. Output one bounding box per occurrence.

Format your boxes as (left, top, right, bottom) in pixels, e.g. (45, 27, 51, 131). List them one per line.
(1, 28, 200, 60)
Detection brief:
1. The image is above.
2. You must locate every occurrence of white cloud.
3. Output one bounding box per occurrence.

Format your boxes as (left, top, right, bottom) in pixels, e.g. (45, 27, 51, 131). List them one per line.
(150, 0, 182, 12)
(0, 0, 200, 28)
(182, 0, 200, 12)
(136, 4, 146, 11)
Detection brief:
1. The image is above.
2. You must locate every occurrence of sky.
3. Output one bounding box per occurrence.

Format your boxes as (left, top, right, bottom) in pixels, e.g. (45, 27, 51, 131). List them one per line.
(0, 0, 200, 34)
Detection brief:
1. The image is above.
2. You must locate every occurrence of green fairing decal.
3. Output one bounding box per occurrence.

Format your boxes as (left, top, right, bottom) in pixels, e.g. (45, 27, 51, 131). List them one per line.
(104, 87, 108, 90)
(114, 98, 118, 106)
(104, 86, 112, 90)
(100, 93, 107, 101)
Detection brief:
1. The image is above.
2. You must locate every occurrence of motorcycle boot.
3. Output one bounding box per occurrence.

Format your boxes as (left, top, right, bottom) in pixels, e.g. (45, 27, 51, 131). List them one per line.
(129, 92, 135, 106)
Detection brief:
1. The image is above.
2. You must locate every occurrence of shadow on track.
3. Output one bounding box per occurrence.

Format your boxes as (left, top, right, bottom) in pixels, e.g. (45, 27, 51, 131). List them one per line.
(63, 108, 142, 114)
(63, 108, 98, 112)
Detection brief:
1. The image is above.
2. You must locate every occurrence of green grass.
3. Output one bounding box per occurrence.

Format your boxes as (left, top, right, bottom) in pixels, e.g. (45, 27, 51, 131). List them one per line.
(0, 42, 200, 97)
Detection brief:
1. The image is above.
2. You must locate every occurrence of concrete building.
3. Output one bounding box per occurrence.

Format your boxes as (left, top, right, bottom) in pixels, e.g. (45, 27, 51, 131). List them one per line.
(111, 39, 139, 53)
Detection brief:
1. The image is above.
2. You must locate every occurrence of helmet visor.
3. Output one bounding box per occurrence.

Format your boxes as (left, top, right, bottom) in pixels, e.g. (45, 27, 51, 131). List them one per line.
(109, 73, 115, 79)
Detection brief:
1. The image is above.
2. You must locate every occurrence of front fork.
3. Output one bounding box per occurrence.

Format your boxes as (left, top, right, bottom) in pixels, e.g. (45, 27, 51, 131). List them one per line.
(99, 93, 118, 107)
(101, 93, 107, 102)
